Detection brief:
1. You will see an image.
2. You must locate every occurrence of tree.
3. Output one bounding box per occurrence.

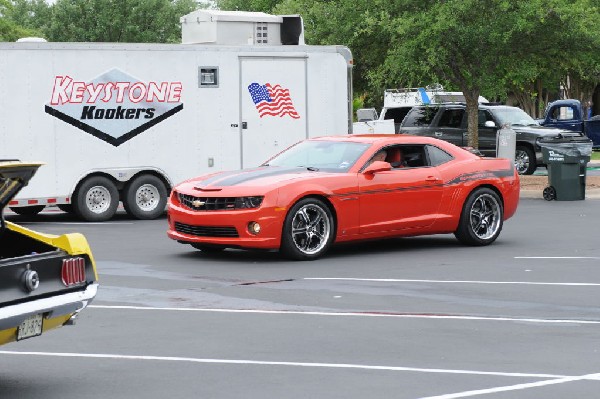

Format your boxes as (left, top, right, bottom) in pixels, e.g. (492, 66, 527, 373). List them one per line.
(368, 0, 600, 148)
(3, 0, 51, 37)
(0, 0, 36, 41)
(46, 0, 199, 43)
(216, 0, 280, 13)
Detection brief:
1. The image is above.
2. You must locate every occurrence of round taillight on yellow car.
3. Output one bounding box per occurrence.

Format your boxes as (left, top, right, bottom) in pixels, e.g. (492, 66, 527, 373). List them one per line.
(248, 222, 261, 235)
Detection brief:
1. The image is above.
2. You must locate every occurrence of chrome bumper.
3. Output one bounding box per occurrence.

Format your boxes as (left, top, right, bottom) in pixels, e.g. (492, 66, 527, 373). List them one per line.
(0, 283, 98, 330)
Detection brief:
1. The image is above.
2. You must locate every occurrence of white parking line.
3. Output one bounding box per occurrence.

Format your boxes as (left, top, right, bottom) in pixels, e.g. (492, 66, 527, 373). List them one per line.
(303, 278, 600, 286)
(515, 256, 600, 259)
(420, 372, 600, 399)
(0, 350, 571, 379)
(15, 222, 134, 225)
(89, 305, 600, 325)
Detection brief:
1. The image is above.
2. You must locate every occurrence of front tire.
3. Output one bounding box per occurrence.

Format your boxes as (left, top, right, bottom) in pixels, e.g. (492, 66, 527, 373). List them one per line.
(454, 188, 504, 246)
(515, 145, 536, 175)
(123, 174, 168, 220)
(73, 176, 119, 222)
(280, 198, 335, 260)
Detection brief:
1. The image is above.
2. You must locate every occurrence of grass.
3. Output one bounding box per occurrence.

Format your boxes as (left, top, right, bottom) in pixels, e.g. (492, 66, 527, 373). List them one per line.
(593, 150, 600, 161)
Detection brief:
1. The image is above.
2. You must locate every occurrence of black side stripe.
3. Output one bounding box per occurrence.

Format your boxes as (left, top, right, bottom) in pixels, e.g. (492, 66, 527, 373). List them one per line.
(328, 169, 515, 198)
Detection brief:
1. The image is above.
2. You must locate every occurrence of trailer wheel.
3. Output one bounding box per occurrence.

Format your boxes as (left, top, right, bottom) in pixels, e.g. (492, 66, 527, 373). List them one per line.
(73, 176, 119, 222)
(9, 205, 45, 216)
(123, 174, 168, 220)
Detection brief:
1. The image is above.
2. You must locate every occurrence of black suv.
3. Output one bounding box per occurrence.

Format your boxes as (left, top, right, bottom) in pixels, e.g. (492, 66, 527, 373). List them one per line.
(399, 103, 583, 174)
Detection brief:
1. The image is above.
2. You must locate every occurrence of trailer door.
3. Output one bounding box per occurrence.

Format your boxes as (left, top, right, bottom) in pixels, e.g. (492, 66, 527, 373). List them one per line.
(240, 55, 307, 168)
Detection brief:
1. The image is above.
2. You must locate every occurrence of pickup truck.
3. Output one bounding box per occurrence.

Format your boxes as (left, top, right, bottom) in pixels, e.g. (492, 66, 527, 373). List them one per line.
(399, 103, 585, 174)
(537, 99, 600, 148)
(353, 85, 488, 134)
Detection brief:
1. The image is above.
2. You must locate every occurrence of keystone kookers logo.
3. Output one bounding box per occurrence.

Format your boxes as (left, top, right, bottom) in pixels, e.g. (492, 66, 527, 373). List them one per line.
(45, 68, 183, 146)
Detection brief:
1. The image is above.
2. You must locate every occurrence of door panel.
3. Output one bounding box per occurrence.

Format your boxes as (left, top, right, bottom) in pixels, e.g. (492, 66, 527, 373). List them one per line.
(358, 168, 444, 234)
(240, 57, 307, 168)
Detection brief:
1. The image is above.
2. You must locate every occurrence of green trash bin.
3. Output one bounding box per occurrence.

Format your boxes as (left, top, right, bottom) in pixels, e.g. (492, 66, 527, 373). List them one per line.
(539, 135, 593, 201)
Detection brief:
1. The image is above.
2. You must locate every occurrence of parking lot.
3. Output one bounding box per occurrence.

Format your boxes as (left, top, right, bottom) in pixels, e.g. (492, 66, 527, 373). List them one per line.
(1, 197, 600, 398)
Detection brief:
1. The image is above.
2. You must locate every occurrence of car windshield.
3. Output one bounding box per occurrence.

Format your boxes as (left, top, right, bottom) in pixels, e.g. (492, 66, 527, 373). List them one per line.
(264, 140, 371, 172)
(493, 108, 539, 127)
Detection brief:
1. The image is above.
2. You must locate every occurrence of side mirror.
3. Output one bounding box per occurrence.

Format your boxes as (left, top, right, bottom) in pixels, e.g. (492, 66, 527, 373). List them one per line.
(356, 108, 378, 122)
(363, 161, 392, 174)
(484, 121, 496, 128)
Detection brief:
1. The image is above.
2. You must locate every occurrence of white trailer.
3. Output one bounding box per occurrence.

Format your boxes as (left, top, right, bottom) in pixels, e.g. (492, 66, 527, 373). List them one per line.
(0, 10, 353, 221)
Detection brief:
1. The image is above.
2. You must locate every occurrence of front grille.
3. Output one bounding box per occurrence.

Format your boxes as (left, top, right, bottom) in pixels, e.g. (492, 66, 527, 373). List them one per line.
(177, 193, 263, 211)
(179, 194, 236, 211)
(175, 222, 239, 238)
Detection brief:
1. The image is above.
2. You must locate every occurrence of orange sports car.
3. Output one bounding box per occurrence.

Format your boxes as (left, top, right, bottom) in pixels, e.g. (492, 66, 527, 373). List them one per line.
(167, 135, 519, 260)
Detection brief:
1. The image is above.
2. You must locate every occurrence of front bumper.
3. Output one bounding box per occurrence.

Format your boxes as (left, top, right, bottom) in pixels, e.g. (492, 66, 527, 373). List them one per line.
(167, 203, 285, 250)
(0, 283, 98, 331)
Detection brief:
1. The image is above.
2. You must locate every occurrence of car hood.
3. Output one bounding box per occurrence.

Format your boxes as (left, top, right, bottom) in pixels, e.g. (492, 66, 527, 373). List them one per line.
(512, 125, 582, 137)
(178, 166, 338, 193)
(0, 162, 42, 225)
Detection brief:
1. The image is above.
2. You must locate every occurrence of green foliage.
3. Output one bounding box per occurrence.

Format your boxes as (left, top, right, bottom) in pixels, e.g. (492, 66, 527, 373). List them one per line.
(216, 0, 280, 13)
(0, 0, 37, 40)
(45, 0, 197, 43)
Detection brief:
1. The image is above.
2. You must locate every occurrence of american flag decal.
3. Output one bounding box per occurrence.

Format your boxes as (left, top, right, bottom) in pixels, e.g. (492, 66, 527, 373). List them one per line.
(248, 82, 300, 119)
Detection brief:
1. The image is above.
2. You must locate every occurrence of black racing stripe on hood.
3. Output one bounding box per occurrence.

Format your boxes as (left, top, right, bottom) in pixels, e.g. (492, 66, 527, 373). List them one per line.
(196, 167, 309, 188)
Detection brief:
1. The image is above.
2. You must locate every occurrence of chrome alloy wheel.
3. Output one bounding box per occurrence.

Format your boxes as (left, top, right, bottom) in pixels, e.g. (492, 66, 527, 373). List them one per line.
(514, 149, 530, 175)
(469, 193, 502, 240)
(135, 183, 160, 212)
(85, 185, 112, 214)
(290, 204, 331, 255)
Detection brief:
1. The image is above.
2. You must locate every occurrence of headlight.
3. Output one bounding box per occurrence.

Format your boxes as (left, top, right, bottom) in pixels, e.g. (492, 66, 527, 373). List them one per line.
(234, 196, 264, 209)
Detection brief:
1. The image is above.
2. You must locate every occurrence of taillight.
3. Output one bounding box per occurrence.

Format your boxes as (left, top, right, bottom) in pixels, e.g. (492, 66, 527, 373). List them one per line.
(61, 258, 86, 287)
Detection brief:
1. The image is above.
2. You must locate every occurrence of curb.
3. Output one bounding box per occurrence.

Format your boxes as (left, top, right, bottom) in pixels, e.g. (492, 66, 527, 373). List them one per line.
(520, 189, 600, 200)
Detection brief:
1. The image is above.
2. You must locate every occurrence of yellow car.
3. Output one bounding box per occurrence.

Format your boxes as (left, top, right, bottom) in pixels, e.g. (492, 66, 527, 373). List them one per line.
(0, 162, 98, 345)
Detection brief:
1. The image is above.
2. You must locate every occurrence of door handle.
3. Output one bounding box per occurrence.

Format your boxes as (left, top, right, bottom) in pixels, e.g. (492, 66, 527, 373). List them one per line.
(434, 132, 443, 137)
(426, 176, 441, 182)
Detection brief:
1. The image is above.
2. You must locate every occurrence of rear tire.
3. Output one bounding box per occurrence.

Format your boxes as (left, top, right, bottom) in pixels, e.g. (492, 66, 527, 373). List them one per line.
(515, 145, 536, 175)
(73, 176, 119, 222)
(280, 198, 335, 260)
(454, 188, 504, 246)
(9, 205, 45, 216)
(123, 174, 168, 220)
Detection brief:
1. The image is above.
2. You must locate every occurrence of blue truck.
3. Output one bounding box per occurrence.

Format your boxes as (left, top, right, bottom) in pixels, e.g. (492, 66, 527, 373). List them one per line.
(538, 99, 600, 148)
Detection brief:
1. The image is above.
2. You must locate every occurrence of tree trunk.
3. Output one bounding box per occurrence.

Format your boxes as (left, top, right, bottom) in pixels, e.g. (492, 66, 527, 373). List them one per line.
(464, 92, 480, 149)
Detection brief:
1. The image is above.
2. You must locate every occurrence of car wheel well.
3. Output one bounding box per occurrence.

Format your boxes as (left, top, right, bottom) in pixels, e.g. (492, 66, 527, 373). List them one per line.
(294, 195, 338, 237)
(469, 184, 504, 206)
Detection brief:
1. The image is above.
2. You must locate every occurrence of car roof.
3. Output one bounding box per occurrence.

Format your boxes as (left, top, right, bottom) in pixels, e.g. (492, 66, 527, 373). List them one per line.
(411, 103, 515, 110)
(308, 134, 468, 147)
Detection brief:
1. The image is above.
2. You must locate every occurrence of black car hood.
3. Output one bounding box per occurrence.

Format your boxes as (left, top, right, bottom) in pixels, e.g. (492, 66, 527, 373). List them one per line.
(0, 162, 42, 228)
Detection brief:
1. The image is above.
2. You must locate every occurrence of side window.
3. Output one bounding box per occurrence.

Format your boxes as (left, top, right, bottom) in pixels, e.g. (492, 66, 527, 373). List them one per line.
(402, 107, 439, 127)
(478, 110, 494, 126)
(552, 106, 575, 121)
(426, 145, 454, 166)
(386, 145, 427, 168)
(437, 109, 465, 128)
